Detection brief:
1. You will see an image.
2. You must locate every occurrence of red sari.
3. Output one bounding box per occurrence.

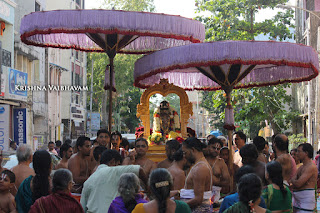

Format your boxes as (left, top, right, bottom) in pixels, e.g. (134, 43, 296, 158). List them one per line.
(29, 191, 84, 213)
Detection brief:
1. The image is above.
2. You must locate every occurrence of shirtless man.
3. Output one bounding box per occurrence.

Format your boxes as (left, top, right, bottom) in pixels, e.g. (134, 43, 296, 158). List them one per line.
(206, 138, 230, 200)
(68, 136, 91, 193)
(181, 137, 212, 212)
(55, 143, 73, 169)
(168, 148, 190, 190)
(11, 144, 34, 196)
(133, 138, 156, 179)
(158, 139, 181, 169)
(219, 147, 239, 193)
(273, 134, 297, 185)
(240, 144, 266, 184)
(233, 131, 246, 167)
(290, 143, 318, 212)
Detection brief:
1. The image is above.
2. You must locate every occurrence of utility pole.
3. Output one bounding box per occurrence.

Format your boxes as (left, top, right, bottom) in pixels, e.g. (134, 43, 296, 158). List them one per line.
(90, 59, 93, 137)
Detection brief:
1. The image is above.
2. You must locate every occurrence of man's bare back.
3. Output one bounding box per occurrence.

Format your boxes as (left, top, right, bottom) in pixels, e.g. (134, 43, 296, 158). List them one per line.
(168, 164, 185, 190)
(276, 153, 292, 182)
(0, 192, 16, 213)
(11, 165, 34, 196)
(55, 160, 68, 170)
(157, 159, 172, 169)
(292, 161, 317, 190)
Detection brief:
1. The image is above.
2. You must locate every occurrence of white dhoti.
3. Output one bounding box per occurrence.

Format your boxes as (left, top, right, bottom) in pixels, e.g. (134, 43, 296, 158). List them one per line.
(211, 186, 222, 203)
(293, 189, 316, 212)
(180, 189, 212, 213)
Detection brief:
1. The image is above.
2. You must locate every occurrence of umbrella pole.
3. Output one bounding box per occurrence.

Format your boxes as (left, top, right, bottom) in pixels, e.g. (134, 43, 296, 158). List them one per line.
(108, 55, 115, 134)
(225, 89, 234, 192)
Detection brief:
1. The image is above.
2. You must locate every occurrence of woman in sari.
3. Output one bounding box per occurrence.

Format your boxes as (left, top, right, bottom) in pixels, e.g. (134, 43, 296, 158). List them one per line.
(132, 168, 191, 213)
(108, 173, 147, 213)
(15, 150, 52, 213)
(263, 161, 292, 212)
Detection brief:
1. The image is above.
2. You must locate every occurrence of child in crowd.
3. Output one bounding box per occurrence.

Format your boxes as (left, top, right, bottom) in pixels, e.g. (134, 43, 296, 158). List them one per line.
(0, 170, 17, 213)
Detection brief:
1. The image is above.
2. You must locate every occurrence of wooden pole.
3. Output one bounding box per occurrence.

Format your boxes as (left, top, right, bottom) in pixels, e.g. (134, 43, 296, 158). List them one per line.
(108, 56, 114, 134)
(225, 88, 234, 192)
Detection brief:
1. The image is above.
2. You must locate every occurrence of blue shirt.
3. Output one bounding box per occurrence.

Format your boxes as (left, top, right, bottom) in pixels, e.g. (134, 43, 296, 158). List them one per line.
(219, 193, 267, 213)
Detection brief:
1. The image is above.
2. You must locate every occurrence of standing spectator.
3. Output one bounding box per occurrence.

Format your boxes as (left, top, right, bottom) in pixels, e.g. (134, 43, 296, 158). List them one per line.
(273, 134, 297, 185)
(219, 147, 239, 194)
(290, 148, 302, 169)
(132, 168, 191, 213)
(180, 137, 212, 211)
(253, 136, 268, 163)
(55, 140, 62, 156)
(167, 148, 190, 190)
(11, 144, 35, 196)
(120, 138, 130, 159)
(233, 131, 246, 167)
(92, 146, 107, 173)
(158, 140, 181, 169)
(9, 141, 17, 151)
(111, 131, 122, 152)
(29, 169, 84, 213)
(240, 144, 266, 184)
(108, 173, 147, 213)
(68, 136, 91, 193)
(206, 137, 230, 203)
(187, 127, 196, 138)
(290, 143, 318, 212)
(123, 138, 156, 179)
(217, 136, 228, 147)
(80, 150, 147, 213)
(0, 170, 16, 213)
(223, 173, 271, 213)
(263, 161, 292, 212)
(15, 150, 52, 213)
(55, 143, 73, 169)
(47, 142, 58, 156)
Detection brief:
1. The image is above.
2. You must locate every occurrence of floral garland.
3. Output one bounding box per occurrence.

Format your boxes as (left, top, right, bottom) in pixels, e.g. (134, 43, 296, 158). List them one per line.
(148, 106, 181, 145)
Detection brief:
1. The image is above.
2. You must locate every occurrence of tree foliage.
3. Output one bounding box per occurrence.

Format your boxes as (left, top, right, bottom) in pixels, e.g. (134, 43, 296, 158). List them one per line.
(102, 0, 155, 12)
(195, 0, 294, 41)
(87, 0, 156, 133)
(197, 0, 298, 138)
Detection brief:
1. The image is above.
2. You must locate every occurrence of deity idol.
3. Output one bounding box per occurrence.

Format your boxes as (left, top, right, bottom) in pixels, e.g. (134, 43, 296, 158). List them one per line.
(149, 101, 181, 145)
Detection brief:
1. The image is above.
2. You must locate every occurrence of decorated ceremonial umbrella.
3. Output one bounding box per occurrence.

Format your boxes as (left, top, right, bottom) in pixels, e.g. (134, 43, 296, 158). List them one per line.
(134, 40, 319, 187)
(20, 9, 205, 131)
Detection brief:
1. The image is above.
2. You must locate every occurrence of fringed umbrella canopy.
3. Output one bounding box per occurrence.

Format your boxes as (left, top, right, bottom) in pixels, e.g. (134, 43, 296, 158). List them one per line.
(134, 40, 319, 190)
(20, 9, 205, 132)
(20, 9, 205, 54)
(134, 40, 319, 90)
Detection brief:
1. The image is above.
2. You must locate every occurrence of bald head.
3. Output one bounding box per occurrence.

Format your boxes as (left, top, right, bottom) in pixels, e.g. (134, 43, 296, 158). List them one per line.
(274, 134, 289, 152)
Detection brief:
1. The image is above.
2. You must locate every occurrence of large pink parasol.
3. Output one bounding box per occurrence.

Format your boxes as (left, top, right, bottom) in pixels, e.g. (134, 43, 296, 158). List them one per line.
(20, 9, 205, 132)
(134, 40, 319, 187)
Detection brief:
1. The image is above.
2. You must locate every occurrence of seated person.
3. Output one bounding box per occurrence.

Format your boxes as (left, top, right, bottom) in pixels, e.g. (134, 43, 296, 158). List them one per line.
(29, 168, 84, 213)
(108, 173, 147, 213)
(132, 168, 191, 213)
(0, 170, 16, 213)
(223, 173, 271, 213)
(219, 165, 266, 213)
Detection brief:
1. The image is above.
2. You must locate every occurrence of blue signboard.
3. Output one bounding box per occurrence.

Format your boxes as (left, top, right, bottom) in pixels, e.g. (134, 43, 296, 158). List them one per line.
(8, 68, 27, 97)
(13, 108, 27, 145)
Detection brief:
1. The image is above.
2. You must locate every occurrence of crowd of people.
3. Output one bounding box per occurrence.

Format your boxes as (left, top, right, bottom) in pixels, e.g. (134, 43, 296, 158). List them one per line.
(0, 129, 319, 213)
